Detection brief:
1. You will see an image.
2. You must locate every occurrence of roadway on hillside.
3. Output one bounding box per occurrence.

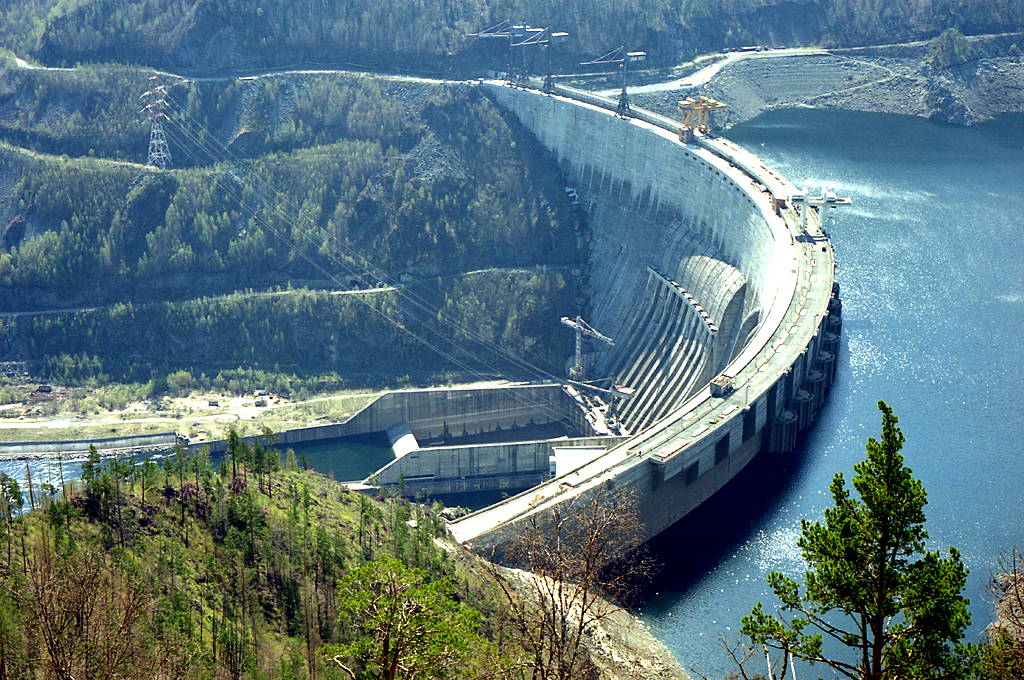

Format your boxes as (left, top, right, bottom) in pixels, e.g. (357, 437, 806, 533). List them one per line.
(592, 46, 828, 97)
(0, 263, 571, 319)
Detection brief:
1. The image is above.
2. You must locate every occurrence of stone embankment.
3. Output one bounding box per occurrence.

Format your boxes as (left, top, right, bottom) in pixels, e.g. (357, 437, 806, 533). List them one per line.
(630, 33, 1024, 128)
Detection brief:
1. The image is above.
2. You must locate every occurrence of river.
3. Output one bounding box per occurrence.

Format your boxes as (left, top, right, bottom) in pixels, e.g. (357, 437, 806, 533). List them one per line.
(0, 433, 396, 498)
(637, 109, 1024, 678)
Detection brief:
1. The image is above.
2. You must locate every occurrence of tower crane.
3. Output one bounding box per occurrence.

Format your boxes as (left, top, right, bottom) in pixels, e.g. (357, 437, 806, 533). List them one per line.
(560, 315, 613, 381)
(581, 46, 646, 115)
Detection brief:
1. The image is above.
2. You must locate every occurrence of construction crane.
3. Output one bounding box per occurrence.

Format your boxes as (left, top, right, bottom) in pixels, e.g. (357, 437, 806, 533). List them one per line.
(560, 315, 613, 381)
(677, 96, 727, 140)
(468, 20, 568, 88)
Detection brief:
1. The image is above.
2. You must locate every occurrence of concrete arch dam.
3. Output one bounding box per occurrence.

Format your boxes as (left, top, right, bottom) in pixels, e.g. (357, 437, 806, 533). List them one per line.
(444, 82, 842, 551)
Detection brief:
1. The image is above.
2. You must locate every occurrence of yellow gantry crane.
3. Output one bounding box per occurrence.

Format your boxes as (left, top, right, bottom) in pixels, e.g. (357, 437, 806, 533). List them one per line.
(677, 96, 728, 137)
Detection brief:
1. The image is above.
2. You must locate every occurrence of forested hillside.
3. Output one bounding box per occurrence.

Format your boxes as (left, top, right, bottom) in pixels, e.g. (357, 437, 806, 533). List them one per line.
(0, 71, 575, 298)
(0, 437, 516, 677)
(2, 0, 1022, 73)
(13, 269, 573, 387)
(0, 62, 578, 390)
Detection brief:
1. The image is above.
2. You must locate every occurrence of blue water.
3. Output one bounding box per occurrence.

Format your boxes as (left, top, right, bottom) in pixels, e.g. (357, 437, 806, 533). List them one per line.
(638, 110, 1024, 677)
(285, 435, 395, 481)
(0, 435, 394, 499)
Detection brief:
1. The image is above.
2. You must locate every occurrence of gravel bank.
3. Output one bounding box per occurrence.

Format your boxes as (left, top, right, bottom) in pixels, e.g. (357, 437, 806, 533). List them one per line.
(625, 35, 1024, 128)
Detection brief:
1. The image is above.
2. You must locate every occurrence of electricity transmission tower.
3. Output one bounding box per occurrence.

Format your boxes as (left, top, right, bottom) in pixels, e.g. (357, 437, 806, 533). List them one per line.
(140, 76, 171, 169)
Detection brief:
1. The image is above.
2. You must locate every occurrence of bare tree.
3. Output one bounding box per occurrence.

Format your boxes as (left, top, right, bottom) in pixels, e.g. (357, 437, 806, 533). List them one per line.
(14, 543, 156, 680)
(692, 634, 799, 680)
(488, 486, 653, 680)
(985, 544, 1024, 679)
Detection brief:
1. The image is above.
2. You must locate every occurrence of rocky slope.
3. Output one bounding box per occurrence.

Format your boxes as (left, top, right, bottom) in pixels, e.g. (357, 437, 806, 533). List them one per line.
(630, 33, 1024, 128)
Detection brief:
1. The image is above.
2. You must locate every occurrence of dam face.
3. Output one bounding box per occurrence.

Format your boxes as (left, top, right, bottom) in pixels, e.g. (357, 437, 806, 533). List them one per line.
(445, 83, 842, 550)
(492, 87, 781, 433)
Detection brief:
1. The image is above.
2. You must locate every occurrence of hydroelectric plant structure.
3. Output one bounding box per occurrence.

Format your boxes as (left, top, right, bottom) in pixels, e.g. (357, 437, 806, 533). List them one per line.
(348, 80, 845, 551)
(3, 79, 845, 552)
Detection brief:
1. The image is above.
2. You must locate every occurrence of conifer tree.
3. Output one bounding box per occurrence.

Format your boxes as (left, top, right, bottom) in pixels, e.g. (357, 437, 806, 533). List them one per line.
(325, 556, 483, 680)
(742, 401, 975, 680)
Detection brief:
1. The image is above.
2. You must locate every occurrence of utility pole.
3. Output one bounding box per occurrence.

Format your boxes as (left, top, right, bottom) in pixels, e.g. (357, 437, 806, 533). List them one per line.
(581, 46, 646, 115)
(140, 75, 171, 170)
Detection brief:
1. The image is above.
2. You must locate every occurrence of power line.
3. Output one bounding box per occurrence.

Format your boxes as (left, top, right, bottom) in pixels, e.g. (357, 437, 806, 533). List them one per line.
(158, 91, 570, 381)
(160, 110, 563, 382)
(148, 83, 581, 425)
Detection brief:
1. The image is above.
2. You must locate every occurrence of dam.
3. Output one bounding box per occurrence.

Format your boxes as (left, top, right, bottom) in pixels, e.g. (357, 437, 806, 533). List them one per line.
(158, 79, 841, 550)
(349, 80, 844, 550)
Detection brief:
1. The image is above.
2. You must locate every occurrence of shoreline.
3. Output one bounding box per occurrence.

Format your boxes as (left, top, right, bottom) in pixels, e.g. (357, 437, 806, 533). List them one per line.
(596, 34, 1024, 129)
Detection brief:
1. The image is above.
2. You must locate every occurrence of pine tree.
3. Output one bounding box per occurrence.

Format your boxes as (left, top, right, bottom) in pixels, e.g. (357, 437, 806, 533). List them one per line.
(742, 401, 975, 680)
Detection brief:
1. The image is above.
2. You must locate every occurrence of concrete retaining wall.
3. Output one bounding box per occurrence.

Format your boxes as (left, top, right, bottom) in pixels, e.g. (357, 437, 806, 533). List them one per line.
(0, 432, 177, 459)
(341, 384, 574, 442)
(373, 434, 629, 496)
(191, 383, 579, 458)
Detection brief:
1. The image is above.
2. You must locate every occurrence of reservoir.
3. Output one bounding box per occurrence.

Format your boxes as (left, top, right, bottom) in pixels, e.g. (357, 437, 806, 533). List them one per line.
(638, 109, 1024, 677)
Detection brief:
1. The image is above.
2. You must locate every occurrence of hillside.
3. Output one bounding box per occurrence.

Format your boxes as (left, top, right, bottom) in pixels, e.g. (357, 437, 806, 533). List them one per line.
(0, 69, 577, 298)
(626, 33, 1024, 127)
(0, 441, 685, 678)
(4, 0, 1024, 74)
(0, 442, 475, 677)
(0, 62, 579, 392)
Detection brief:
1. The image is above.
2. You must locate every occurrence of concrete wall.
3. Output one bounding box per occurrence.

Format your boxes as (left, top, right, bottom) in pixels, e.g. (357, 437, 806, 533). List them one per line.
(373, 435, 629, 496)
(342, 384, 573, 442)
(0, 432, 177, 459)
(449, 84, 840, 551)
(191, 383, 579, 458)
(485, 83, 785, 431)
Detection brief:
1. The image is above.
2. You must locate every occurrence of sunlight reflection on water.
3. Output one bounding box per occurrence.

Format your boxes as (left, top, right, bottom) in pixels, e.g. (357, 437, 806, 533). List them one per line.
(640, 110, 1024, 678)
